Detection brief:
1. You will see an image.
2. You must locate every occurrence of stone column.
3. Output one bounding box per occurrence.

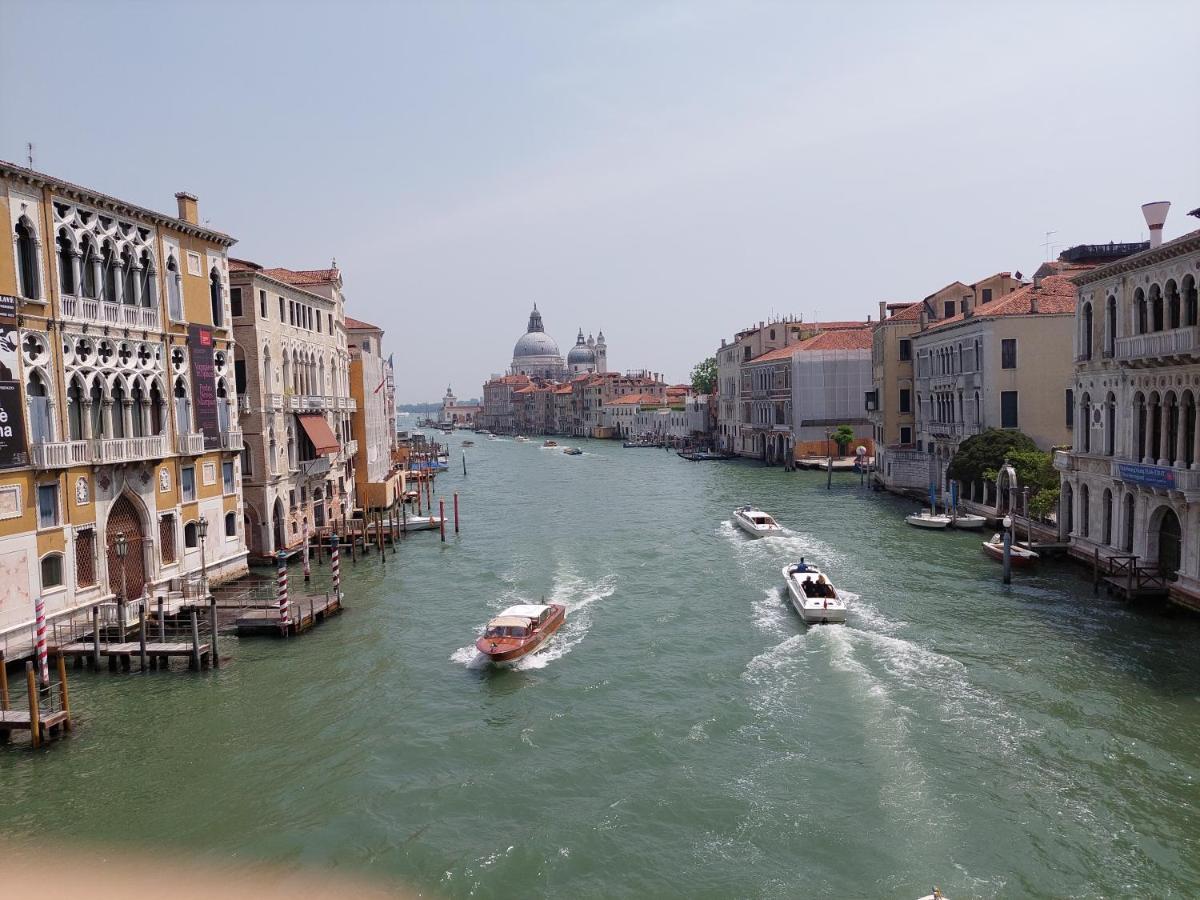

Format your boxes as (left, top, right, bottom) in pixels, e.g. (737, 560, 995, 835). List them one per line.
(122, 400, 134, 438)
(69, 252, 82, 297)
(1175, 403, 1187, 468)
(90, 257, 103, 300)
(45, 398, 58, 443)
(111, 262, 125, 305)
(1192, 405, 1200, 470)
(101, 400, 113, 439)
(130, 265, 143, 307)
(82, 401, 94, 440)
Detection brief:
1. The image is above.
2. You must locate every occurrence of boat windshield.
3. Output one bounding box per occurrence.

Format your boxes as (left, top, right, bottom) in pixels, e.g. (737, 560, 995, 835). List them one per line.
(752, 516, 776, 526)
(485, 625, 529, 638)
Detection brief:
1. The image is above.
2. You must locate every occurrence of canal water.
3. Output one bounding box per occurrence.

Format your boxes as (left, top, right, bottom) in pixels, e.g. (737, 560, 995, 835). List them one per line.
(3, 435, 1200, 898)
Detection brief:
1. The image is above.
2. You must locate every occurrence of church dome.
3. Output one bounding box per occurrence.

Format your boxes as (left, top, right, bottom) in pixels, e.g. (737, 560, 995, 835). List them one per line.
(566, 329, 595, 365)
(514, 331, 561, 358)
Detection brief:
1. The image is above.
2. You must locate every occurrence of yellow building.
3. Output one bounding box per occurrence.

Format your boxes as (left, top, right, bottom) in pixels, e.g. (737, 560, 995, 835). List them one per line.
(0, 161, 247, 644)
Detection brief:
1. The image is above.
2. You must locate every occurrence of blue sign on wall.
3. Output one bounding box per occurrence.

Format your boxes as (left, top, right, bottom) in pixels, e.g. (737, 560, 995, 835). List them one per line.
(1117, 463, 1176, 489)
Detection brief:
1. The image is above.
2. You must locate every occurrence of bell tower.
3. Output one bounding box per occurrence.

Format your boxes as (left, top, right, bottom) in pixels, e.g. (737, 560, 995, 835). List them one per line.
(595, 329, 607, 373)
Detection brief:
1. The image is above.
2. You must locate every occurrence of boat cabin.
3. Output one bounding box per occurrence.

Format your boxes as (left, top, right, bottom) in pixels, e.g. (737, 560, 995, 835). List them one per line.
(485, 604, 553, 637)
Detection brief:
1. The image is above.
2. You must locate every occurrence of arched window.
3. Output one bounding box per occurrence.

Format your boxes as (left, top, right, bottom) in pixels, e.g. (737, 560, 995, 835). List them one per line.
(1135, 288, 1147, 334)
(209, 268, 223, 327)
(1167, 279, 1181, 330)
(1081, 303, 1093, 360)
(89, 380, 105, 438)
(1135, 392, 1147, 461)
(1102, 489, 1113, 545)
(67, 378, 84, 440)
(131, 381, 146, 438)
(1080, 484, 1090, 538)
(121, 246, 136, 305)
(1080, 393, 1091, 453)
(40, 553, 64, 590)
(216, 378, 230, 432)
(1150, 284, 1164, 332)
(1105, 296, 1117, 355)
(1062, 482, 1074, 535)
(57, 229, 75, 295)
(1184, 275, 1198, 328)
(1123, 493, 1135, 552)
(150, 379, 165, 435)
(225, 511, 237, 537)
(166, 255, 182, 320)
(26, 370, 51, 443)
(101, 240, 117, 303)
(1105, 392, 1116, 456)
(14, 218, 40, 299)
(184, 521, 198, 548)
(110, 382, 127, 438)
(174, 377, 191, 435)
(140, 250, 157, 308)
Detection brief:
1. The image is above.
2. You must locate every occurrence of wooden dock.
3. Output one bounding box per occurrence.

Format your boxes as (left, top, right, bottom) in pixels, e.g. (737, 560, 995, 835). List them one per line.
(53, 640, 213, 670)
(235, 591, 343, 637)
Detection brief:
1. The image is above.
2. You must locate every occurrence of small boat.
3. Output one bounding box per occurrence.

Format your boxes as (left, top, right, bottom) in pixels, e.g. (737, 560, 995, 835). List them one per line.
(981, 533, 1039, 567)
(401, 515, 444, 532)
(562, 447, 583, 456)
(488, 434, 499, 441)
(475, 603, 567, 664)
(543, 440, 558, 447)
(733, 506, 783, 537)
(515, 435, 529, 442)
(905, 509, 952, 529)
(781, 559, 847, 625)
(950, 512, 987, 529)
(462, 440, 474, 447)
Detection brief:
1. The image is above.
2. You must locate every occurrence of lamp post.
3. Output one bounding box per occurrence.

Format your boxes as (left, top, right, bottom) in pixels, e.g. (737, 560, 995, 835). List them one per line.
(1002, 514, 1013, 585)
(197, 515, 209, 596)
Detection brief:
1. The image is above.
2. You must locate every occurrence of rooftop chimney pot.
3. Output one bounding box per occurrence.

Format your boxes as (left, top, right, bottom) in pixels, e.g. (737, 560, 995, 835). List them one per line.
(175, 191, 199, 224)
(1142, 201, 1170, 249)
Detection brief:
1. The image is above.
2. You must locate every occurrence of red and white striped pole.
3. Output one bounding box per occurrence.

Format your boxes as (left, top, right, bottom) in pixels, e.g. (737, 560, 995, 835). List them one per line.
(34, 594, 49, 687)
(302, 520, 311, 582)
(276, 551, 289, 635)
(330, 533, 341, 601)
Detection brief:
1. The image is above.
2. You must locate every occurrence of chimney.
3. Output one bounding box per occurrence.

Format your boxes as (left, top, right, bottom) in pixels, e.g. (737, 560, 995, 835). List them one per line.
(1030, 288, 1040, 314)
(964, 295, 974, 318)
(1142, 201, 1170, 248)
(919, 306, 928, 330)
(878, 301, 887, 321)
(175, 191, 199, 224)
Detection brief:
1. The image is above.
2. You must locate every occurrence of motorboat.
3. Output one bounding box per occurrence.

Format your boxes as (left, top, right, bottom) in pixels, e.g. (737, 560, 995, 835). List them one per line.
(488, 434, 499, 441)
(475, 603, 567, 664)
(515, 435, 530, 442)
(401, 514, 444, 532)
(543, 439, 558, 447)
(562, 447, 583, 456)
(950, 512, 987, 529)
(981, 533, 1039, 567)
(733, 506, 783, 538)
(781, 559, 847, 625)
(461, 440, 474, 447)
(905, 508, 952, 529)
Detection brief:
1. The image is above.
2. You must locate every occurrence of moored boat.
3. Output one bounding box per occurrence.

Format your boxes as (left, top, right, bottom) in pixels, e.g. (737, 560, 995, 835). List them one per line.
(563, 446, 583, 455)
(401, 514, 445, 532)
(781, 559, 847, 624)
(733, 506, 783, 537)
(981, 533, 1039, 567)
(462, 440, 474, 447)
(950, 512, 987, 529)
(475, 603, 567, 664)
(905, 509, 952, 529)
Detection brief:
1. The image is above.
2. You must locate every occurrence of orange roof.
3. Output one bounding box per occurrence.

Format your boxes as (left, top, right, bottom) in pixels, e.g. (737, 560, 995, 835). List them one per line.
(263, 266, 339, 286)
(796, 328, 874, 351)
(747, 344, 798, 364)
(345, 316, 379, 330)
(554, 385, 573, 394)
(608, 393, 665, 406)
(887, 301, 924, 322)
(928, 274, 1077, 330)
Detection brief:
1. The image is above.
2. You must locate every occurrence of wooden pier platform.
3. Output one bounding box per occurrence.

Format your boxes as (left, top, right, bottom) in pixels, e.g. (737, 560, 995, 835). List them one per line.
(53, 641, 212, 670)
(235, 592, 343, 637)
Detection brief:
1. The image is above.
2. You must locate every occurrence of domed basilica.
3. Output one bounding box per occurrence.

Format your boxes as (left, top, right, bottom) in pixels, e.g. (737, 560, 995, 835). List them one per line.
(510, 305, 607, 379)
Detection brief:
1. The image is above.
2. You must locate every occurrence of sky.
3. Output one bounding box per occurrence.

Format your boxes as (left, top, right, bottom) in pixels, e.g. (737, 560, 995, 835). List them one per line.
(3, 1, 1198, 402)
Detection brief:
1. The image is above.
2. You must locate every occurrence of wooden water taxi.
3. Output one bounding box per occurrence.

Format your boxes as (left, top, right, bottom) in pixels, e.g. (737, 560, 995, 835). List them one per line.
(981, 534, 1039, 567)
(543, 439, 558, 447)
(475, 604, 567, 664)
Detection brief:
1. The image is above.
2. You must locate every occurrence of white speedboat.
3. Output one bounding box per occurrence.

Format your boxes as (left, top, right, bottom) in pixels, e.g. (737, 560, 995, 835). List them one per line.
(515, 435, 530, 442)
(950, 512, 987, 529)
(781, 560, 847, 625)
(401, 515, 444, 532)
(733, 506, 783, 537)
(905, 509, 952, 529)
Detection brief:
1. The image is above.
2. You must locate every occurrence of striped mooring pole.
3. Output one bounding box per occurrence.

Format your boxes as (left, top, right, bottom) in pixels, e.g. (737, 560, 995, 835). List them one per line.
(302, 520, 311, 582)
(276, 551, 289, 635)
(330, 533, 341, 601)
(34, 593, 49, 686)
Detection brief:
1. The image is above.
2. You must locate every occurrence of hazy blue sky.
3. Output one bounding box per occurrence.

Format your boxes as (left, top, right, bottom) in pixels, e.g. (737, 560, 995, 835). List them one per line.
(3, 1, 1198, 401)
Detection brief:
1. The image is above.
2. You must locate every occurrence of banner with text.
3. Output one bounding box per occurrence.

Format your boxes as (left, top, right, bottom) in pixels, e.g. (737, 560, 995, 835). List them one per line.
(0, 296, 29, 469)
(187, 324, 220, 450)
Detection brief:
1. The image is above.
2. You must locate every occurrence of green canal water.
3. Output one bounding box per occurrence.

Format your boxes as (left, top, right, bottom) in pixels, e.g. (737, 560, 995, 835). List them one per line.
(3, 435, 1200, 898)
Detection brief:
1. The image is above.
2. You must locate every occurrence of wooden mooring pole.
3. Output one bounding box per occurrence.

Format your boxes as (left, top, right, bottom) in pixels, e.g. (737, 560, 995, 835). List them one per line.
(189, 609, 202, 670)
(1093, 547, 1101, 596)
(55, 652, 71, 731)
(440, 499, 446, 542)
(25, 662, 39, 748)
(454, 491, 460, 533)
(139, 600, 148, 671)
(91, 605, 101, 670)
(209, 595, 220, 668)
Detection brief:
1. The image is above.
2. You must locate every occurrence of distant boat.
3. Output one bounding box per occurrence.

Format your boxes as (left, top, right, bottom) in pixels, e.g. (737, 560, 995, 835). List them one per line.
(733, 506, 783, 538)
(562, 447, 583, 456)
(462, 440, 474, 447)
(543, 439, 558, 447)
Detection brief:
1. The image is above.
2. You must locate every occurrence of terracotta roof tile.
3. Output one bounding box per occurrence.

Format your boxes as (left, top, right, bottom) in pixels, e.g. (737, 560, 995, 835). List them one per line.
(887, 301, 924, 322)
(747, 344, 799, 363)
(345, 316, 379, 330)
(927, 274, 1077, 330)
(796, 328, 874, 351)
(263, 266, 340, 286)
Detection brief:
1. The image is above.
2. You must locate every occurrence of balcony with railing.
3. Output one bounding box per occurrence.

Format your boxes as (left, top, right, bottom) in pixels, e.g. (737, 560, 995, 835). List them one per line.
(60, 295, 161, 331)
(342, 439, 359, 459)
(339, 396, 357, 412)
(266, 394, 284, 412)
(30, 440, 95, 468)
(1115, 327, 1200, 366)
(1109, 458, 1200, 494)
(31, 434, 169, 468)
(221, 428, 244, 451)
(98, 434, 168, 464)
(176, 432, 206, 455)
(1053, 450, 1073, 472)
(300, 456, 332, 478)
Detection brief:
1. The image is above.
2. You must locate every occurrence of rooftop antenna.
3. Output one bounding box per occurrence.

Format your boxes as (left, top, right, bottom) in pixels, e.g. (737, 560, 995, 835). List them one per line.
(1042, 230, 1057, 259)
(26, 142, 33, 168)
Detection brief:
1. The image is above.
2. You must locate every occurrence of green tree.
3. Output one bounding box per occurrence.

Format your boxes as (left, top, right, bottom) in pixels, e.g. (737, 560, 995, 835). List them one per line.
(1003, 448, 1060, 519)
(691, 356, 717, 395)
(833, 425, 856, 456)
(946, 428, 1039, 486)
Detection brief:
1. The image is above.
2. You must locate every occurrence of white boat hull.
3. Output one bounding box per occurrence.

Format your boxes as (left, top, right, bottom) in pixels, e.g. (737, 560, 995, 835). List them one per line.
(906, 513, 951, 529)
(781, 566, 847, 625)
(402, 516, 444, 532)
(950, 514, 987, 530)
(733, 510, 783, 538)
